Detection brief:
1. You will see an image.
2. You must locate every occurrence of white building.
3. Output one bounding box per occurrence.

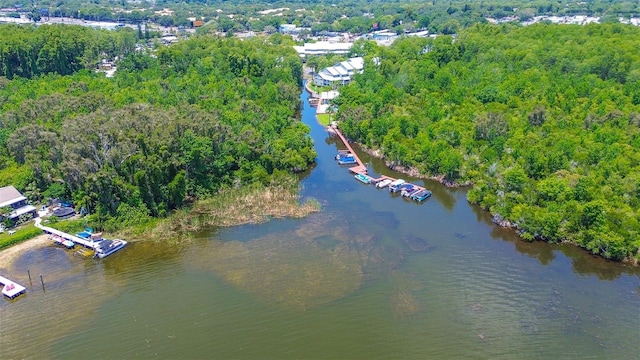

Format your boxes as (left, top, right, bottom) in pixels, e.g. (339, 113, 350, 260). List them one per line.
(293, 41, 353, 57)
(0, 186, 37, 225)
(313, 57, 364, 87)
(279, 24, 296, 33)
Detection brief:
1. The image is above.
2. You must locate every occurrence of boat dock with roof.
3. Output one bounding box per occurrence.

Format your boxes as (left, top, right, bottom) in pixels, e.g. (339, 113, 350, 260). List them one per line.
(330, 124, 432, 202)
(0, 275, 26, 299)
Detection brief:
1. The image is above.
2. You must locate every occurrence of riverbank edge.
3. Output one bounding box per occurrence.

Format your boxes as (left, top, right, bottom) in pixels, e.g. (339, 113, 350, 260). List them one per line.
(322, 124, 639, 266)
(122, 183, 321, 243)
(0, 183, 321, 260)
(0, 234, 50, 270)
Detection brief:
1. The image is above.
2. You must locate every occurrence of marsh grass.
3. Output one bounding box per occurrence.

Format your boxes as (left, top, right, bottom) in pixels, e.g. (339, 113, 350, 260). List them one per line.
(146, 184, 320, 243)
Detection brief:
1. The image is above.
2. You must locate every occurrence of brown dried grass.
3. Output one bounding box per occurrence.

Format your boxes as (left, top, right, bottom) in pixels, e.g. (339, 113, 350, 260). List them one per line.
(147, 185, 320, 243)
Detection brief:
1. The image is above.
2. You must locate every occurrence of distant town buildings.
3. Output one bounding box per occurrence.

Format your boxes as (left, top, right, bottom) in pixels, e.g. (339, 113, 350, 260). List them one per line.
(313, 57, 364, 87)
(279, 24, 297, 33)
(154, 8, 174, 17)
(520, 15, 600, 26)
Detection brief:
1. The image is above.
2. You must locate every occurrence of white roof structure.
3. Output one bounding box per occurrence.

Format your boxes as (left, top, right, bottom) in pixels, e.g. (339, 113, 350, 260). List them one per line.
(320, 90, 340, 100)
(0, 275, 26, 299)
(293, 42, 353, 57)
(0, 185, 37, 220)
(0, 186, 24, 208)
(313, 57, 364, 87)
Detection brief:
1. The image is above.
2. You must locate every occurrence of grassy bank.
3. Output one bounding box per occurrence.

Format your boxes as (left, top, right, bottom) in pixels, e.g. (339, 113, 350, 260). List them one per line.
(316, 113, 332, 126)
(0, 223, 42, 250)
(0, 218, 93, 250)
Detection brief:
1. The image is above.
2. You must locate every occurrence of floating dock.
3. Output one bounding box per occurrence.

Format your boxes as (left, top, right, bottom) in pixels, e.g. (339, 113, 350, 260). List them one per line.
(331, 124, 368, 174)
(330, 124, 431, 201)
(0, 275, 26, 299)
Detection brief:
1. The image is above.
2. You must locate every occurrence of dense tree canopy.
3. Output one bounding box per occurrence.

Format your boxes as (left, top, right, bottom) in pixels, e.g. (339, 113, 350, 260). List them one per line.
(334, 23, 640, 262)
(0, 27, 314, 231)
(0, 24, 136, 78)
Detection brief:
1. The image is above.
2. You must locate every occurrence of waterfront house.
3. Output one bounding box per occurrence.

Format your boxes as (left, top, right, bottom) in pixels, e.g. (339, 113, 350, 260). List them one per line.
(313, 57, 364, 87)
(0, 186, 37, 225)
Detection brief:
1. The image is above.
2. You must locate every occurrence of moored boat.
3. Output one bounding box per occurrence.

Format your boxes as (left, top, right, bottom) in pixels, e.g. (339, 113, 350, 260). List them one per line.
(336, 151, 357, 165)
(402, 188, 421, 198)
(399, 184, 417, 196)
(412, 190, 432, 202)
(355, 173, 372, 184)
(388, 179, 406, 192)
(0, 275, 26, 299)
(52, 235, 75, 249)
(94, 239, 128, 259)
(337, 156, 357, 165)
(376, 179, 392, 188)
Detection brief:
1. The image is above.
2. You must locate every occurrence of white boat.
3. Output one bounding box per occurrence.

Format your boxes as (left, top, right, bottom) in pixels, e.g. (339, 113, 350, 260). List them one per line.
(354, 173, 372, 184)
(94, 239, 127, 259)
(376, 179, 392, 188)
(388, 179, 406, 192)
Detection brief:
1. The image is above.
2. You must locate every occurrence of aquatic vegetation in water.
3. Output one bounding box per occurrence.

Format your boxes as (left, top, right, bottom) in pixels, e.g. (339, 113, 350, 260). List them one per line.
(203, 234, 363, 309)
(184, 211, 426, 309)
(402, 235, 434, 253)
(388, 271, 425, 319)
(188, 213, 414, 309)
(389, 290, 421, 319)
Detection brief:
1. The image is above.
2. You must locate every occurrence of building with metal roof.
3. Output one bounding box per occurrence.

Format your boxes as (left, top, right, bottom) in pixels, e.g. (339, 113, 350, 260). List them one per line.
(313, 57, 364, 87)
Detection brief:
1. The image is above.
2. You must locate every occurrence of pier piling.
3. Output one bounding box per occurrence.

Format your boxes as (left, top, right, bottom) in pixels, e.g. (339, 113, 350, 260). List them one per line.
(40, 274, 45, 292)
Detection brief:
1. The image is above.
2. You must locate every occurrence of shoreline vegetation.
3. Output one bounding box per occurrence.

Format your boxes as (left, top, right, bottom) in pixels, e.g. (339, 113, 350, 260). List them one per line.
(0, 31, 318, 254)
(144, 184, 321, 243)
(330, 126, 639, 266)
(330, 24, 640, 265)
(0, 183, 320, 260)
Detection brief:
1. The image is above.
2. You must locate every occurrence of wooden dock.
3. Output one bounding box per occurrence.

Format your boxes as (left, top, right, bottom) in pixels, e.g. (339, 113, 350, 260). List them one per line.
(331, 125, 430, 197)
(331, 124, 368, 174)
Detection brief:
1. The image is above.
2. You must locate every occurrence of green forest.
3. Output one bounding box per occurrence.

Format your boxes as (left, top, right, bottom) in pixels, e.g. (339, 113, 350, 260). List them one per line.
(0, 24, 136, 78)
(335, 23, 640, 262)
(0, 24, 314, 231)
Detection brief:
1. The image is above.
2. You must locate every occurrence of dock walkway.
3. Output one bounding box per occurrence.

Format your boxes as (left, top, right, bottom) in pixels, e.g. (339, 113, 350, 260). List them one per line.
(330, 125, 429, 195)
(331, 124, 368, 174)
(0, 275, 26, 299)
(34, 218, 97, 250)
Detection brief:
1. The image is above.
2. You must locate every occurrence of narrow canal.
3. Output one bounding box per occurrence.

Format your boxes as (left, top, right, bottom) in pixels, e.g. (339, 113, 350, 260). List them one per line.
(0, 86, 638, 359)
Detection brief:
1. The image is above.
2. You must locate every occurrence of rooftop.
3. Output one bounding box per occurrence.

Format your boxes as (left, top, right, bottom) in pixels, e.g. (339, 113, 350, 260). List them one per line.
(0, 186, 24, 208)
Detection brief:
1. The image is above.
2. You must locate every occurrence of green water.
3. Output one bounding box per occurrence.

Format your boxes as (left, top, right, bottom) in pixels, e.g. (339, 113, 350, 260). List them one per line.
(0, 87, 638, 359)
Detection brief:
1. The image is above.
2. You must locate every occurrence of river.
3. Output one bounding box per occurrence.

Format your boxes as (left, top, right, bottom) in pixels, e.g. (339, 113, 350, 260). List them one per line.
(0, 87, 638, 359)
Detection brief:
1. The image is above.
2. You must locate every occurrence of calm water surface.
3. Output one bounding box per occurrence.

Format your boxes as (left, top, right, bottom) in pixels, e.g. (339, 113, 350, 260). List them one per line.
(1, 87, 639, 359)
